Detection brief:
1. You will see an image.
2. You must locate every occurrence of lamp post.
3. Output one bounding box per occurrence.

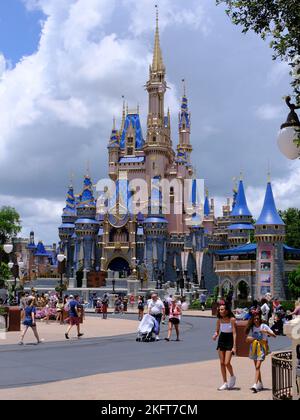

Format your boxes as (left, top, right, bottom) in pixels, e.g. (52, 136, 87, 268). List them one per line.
(179, 276, 185, 298)
(176, 268, 180, 294)
(57, 254, 66, 298)
(4, 243, 24, 304)
(277, 96, 300, 160)
(112, 277, 116, 294)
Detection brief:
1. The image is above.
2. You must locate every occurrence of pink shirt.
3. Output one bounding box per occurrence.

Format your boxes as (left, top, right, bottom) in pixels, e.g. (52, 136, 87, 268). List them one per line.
(169, 304, 182, 320)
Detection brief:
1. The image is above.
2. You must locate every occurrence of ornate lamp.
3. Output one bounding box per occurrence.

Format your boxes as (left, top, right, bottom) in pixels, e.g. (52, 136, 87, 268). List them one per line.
(277, 96, 300, 160)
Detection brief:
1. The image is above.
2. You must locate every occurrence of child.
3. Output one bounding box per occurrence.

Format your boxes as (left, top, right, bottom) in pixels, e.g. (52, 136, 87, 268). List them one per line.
(246, 313, 276, 393)
(213, 303, 237, 391)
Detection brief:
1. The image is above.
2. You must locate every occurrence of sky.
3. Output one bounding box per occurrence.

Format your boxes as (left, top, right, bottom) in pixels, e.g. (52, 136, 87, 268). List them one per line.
(0, 0, 299, 245)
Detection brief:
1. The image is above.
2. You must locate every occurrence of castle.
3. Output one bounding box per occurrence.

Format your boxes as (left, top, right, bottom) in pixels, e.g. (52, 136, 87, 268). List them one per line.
(58, 12, 300, 301)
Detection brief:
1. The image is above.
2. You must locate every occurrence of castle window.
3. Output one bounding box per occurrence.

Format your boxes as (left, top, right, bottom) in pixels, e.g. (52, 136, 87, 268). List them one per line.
(153, 136, 156, 143)
(263, 225, 267, 230)
(127, 137, 133, 144)
(275, 225, 279, 230)
(127, 148, 133, 155)
(170, 187, 174, 195)
(153, 162, 155, 170)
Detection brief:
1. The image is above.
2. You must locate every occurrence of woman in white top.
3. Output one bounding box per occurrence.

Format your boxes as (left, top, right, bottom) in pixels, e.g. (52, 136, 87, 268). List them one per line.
(213, 303, 237, 391)
(246, 313, 276, 393)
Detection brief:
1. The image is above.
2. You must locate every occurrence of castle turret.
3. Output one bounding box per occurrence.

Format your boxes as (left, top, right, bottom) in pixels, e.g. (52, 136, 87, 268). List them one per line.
(59, 184, 76, 277)
(228, 179, 254, 246)
(144, 7, 174, 184)
(178, 81, 192, 167)
(108, 117, 120, 180)
(255, 180, 286, 300)
(75, 174, 99, 277)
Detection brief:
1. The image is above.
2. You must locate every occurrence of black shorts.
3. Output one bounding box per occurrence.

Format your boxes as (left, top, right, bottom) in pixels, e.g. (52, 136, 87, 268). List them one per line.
(169, 318, 180, 325)
(217, 332, 233, 352)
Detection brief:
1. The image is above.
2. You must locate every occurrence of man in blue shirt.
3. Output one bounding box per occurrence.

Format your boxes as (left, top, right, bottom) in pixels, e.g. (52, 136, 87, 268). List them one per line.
(65, 295, 84, 339)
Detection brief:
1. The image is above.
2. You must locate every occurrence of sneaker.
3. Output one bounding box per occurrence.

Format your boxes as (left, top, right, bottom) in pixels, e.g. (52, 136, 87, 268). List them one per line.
(155, 336, 160, 341)
(37, 339, 45, 344)
(228, 376, 236, 389)
(251, 383, 258, 393)
(18, 341, 24, 346)
(65, 333, 69, 340)
(257, 382, 263, 391)
(164, 337, 170, 341)
(218, 383, 228, 391)
(176, 338, 180, 341)
(77, 333, 84, 338)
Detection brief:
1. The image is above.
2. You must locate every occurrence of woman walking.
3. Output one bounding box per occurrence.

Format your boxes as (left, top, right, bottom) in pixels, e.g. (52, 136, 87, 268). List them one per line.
(246, 313, 276, 393)
(137, 296, 145, 321)
(19, 297, 43, 345)
(213, 303, 237, 391)
(164, 297, 182, 341)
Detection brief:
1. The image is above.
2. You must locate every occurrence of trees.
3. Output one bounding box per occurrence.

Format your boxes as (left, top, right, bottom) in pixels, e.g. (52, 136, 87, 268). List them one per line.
(216, 1, 300, 104)
(279, 208, 300, 249)
(288, 265, 300, 299)
(0, 206, 21, 287)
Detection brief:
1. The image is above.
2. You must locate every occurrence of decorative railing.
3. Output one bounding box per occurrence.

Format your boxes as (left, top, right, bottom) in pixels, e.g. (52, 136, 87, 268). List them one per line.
(215, 260, 256, 273)
(272, 351, 293, 400)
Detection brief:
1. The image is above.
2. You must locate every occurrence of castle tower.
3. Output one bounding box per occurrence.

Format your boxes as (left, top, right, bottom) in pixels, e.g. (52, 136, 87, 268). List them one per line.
(108, 118, 120, 181)
(75, 174, 99, 281)
(144, 7, 174, 184)
(178, 81, 192, 167)
(254, 180, 286, 300)
(203, 190, 215, 235)
(228, 178, 254, 246)
(59, 184, 76, 277)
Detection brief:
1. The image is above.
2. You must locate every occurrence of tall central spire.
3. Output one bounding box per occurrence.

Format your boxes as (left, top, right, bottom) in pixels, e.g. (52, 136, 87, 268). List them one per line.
(152, 5, 165, 73)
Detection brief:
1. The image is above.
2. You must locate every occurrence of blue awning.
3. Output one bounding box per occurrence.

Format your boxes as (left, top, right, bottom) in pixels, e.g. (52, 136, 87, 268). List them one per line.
(228, 224, 254, 230)
(215, 243, 257, 256)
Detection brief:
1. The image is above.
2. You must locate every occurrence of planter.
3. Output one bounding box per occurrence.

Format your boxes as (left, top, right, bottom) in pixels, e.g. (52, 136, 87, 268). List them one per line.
(211, 302, 218, 317)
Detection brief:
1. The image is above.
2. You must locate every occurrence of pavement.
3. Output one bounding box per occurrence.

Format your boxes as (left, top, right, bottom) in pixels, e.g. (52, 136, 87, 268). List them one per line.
(0, 314, 291, 400)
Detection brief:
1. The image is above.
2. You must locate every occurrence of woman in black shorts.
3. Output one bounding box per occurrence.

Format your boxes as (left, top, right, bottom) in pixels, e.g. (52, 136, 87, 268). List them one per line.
(213, 303, 237, 390)
(165, 298, 182, 342)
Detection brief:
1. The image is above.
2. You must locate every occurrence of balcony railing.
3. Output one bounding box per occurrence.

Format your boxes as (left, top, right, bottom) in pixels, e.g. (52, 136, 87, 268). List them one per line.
(215, 260, 256, 273)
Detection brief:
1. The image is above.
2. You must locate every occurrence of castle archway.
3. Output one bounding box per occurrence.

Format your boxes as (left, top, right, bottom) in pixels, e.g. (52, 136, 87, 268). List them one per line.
(108, 257, 130, 277)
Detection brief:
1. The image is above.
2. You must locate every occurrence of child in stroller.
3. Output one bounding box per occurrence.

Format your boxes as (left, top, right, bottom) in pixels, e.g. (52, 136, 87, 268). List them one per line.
(136, 314, 159, 342)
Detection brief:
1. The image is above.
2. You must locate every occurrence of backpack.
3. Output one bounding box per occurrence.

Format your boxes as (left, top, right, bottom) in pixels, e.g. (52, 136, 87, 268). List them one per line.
(138, 302, 144, 310)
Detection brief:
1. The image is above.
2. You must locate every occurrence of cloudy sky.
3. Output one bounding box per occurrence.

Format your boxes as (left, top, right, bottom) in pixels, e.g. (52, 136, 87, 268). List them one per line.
(0, 0, 299, 245)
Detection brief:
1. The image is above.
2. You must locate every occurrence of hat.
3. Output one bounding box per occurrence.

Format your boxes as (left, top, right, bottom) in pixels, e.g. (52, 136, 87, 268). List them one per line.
(69, 295, 74, 299)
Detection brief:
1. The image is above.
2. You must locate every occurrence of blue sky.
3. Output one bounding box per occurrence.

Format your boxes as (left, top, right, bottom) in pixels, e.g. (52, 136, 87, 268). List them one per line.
(0, 0, 298, 244)
(0, 0, 44, 65)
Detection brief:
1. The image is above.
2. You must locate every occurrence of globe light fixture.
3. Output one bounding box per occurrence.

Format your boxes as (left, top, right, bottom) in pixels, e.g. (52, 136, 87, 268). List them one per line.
(57, 254, 66, 263)
(4, 244, 13, 254)
(8, 262, 14, 269)
(18, 261, 24, 270)
(277, 96, 300, 160)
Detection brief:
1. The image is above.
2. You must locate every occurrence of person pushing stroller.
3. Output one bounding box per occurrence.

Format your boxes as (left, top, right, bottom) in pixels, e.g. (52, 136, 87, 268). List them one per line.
(147, 293, 165, 341)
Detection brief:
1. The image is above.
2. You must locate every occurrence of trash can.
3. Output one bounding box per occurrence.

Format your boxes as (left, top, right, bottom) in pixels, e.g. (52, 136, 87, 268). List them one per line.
(8, 306, 21, 332)
(236, 320, 250, 357)
(211, 302, 218, 317)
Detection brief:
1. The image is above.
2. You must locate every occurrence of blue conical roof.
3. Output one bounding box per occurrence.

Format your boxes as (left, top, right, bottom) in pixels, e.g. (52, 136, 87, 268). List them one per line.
(63, 186, 76, 216)
(77, 175, 96, 208)
(204, 195, 210, 216)
(231, 180, 252, 217)
(179, 95, 190, 129)
(256, 182, 285, 226)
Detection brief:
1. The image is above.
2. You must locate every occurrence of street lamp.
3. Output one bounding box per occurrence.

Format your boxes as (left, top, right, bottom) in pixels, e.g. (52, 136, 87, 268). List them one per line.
(57, 254, 66, 298)
(112, 278, 116, 294)
(176, 268, 180, 294)
(180, 276, 185, 298)
(277, 96, 300, 160)
(4, 243, 24, 303)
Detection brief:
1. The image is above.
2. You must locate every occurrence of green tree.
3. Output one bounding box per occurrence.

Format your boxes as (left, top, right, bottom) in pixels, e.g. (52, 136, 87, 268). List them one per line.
(288, 265, 300, 299)
(0, 207, 21, 288)
(216, 1, 300, 104)
(279, 208, 300, 248)
(0, 206, 21, 244)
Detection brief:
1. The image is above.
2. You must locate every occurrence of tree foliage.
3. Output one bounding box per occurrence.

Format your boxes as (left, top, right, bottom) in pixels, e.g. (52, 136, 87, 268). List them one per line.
(288, 265, 300, 299)
(0, 206, 21, 245)
(279, 208, 300, 249)
(216, 0, 300, 103)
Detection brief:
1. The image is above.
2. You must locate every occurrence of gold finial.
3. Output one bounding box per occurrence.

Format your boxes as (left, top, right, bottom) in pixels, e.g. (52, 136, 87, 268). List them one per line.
(182, 78, 186, 96)
(120, 96, 126, 133)
(137, 103, 140, 114)
(206, 188, 209, 198)
(152, 4, 165, 72)
(232, 176, 238, 193)
(113, 116, 116, 130)
(239, 171, 243, 181)
(86, 160, 90, 177)
(69, 172, 74, 188)
(267, 161, 271, 183)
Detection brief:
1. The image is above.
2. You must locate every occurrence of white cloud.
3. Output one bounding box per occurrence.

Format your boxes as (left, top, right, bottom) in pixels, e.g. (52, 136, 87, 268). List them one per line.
(267, 61, 290, 86)
(126, 0, 211, 36)
(0, 54, 6, 78)
(255, 104, 284, 121)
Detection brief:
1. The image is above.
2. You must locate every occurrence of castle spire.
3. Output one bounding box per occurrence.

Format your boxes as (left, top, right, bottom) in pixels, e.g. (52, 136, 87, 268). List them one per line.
(152, 5, 165, 73)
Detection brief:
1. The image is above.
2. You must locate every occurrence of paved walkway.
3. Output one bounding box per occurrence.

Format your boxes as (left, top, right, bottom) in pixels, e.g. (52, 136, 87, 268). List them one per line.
(1, 316, 138, 346)
(0, 356, 274, 400)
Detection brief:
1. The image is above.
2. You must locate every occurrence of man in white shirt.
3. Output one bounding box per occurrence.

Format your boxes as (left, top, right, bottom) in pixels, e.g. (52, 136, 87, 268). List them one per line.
(147, 294, 165, 341)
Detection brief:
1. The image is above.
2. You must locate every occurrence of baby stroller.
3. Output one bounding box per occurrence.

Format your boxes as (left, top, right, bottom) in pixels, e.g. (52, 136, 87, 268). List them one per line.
(136, 314, 159, 342)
